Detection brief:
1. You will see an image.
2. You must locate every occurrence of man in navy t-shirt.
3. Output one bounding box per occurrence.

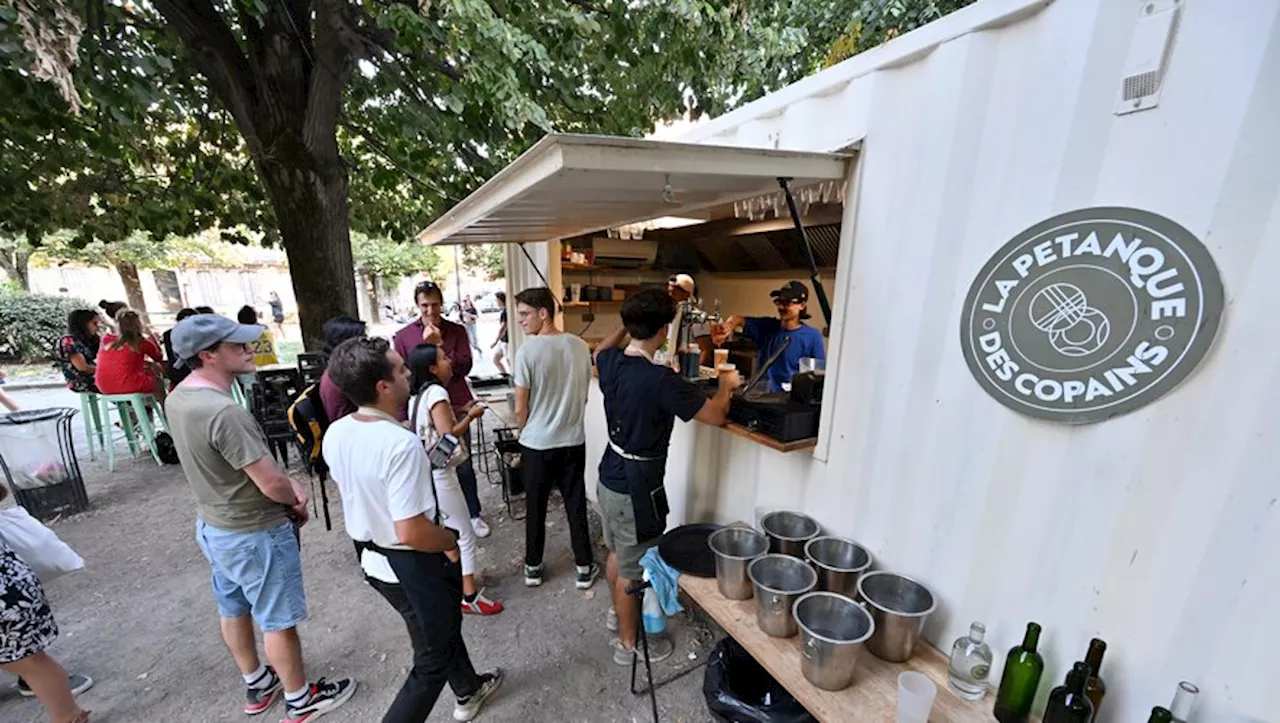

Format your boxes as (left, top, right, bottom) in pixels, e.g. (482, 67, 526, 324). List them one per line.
(714, 281, 825, 392)
(594, 289, 740, 666)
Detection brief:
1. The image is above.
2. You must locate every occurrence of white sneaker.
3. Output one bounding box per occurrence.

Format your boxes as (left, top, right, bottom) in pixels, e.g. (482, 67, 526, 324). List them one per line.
(471, 517, 491, 538)
(453, 669, 503, 721)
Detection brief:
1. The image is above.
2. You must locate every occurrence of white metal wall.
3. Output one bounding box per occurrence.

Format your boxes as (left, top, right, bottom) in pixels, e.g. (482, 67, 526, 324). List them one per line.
(672, 1, 1280, 721)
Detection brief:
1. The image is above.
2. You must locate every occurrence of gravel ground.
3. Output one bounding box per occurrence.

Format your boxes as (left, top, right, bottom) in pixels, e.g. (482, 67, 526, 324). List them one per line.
(0, 386, 719, 723)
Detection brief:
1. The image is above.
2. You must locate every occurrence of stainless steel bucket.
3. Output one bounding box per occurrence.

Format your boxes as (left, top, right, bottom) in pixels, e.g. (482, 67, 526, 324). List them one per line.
(793, 592, 875, 691)
(760, 511, 820, 557)
(748, 554, 817, 638)
(708, 527, 770, 600)
(856, 571, 937, 662)
(804, 536, 873, 597)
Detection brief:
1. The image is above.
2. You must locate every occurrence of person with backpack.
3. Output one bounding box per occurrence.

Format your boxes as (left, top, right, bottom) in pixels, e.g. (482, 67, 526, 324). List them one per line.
(323, 337, 502, 722)
(406, 344, 503, 616)
(316, 316, 367, 424)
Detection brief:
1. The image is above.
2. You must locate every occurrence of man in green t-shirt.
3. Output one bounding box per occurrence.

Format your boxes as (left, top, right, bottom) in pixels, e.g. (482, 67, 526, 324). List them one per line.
(167, 314, 356, 721)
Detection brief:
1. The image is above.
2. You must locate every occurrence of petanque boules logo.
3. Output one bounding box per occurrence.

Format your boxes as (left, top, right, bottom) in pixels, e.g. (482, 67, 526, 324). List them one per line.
(960, 207, 1224, 424)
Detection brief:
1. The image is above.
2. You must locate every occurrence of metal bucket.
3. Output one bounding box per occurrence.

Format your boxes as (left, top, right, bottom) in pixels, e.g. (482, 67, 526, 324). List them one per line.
(793, 592, 875, 691)
(760, 511, 820, 557)
(748, 554, 817, 638)
(856, 571, 937, 662)
(804, 536, 872, 597)
(708, 527, 769, 600)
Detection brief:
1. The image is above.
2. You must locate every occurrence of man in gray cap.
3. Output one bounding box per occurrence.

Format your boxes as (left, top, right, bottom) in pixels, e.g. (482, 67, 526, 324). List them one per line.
(166, 314, 356, 721)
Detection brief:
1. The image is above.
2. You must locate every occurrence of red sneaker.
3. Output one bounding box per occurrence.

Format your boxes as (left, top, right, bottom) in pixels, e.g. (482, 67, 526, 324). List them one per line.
(461, 591, 504, 616)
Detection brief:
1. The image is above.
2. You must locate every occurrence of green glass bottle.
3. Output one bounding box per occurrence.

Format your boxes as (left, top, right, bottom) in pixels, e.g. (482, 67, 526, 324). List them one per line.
(994, 622, 1045, 723)
(1149, 706, 1174, 723)
(1043, 662, 1095, 723)
(1082, 638, 1107, 720)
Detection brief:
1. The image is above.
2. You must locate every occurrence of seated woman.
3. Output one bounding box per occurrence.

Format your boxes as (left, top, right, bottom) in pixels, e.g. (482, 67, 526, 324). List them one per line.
(56, 310, 102, 394)
(95, 309, 165, 401)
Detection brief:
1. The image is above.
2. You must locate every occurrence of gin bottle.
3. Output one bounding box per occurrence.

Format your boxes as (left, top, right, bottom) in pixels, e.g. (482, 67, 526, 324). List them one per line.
(947, 621, 993, 700)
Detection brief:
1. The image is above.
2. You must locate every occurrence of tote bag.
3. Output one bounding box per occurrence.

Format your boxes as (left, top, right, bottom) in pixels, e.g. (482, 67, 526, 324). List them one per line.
(0, 506, 85, 583)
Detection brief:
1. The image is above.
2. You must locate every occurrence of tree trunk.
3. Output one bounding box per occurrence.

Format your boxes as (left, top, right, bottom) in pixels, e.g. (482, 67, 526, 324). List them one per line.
(0, 248, 30, 291)
(260, 164, 358, 350)
(365, 273, 380, 321)
(116, 260, 149, 324)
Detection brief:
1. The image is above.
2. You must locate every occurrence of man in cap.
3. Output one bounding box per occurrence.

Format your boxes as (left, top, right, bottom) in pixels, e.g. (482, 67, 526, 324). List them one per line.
(713, 280, 826, 392)
(166, 314, 356, 721)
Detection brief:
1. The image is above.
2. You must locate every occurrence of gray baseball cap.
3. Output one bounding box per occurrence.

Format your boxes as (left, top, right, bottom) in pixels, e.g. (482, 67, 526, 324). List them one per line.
(171, 314, 264, 363)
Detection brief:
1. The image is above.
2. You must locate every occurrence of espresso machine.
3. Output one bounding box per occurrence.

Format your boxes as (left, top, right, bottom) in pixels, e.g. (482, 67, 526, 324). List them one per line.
(675, 298, 721, 380)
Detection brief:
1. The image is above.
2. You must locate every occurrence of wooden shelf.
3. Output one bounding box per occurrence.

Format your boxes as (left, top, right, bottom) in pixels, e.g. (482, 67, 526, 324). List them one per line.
(679, 574, 1001, 723)
(564, 300, 624, 308)
(561, 263, 661, 273)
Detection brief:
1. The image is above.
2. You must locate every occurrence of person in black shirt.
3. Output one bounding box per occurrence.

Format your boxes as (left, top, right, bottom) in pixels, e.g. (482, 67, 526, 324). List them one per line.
(490, 291, 509, 375)
(593, 289, 739, 665)
(162, 308, 199, 388)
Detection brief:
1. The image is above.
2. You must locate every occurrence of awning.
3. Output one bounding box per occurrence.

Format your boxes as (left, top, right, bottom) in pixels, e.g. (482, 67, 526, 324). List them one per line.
(417, 133, 852, 246)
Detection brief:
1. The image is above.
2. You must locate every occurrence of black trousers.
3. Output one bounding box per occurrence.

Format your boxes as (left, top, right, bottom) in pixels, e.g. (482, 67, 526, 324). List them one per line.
(521, 443, 592, 568)
(372, 549, 481, 723)
(456, 425, 482, 518)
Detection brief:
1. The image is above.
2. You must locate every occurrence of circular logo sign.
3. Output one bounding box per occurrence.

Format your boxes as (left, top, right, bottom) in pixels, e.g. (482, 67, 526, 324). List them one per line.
(960, 207, 1224, 424)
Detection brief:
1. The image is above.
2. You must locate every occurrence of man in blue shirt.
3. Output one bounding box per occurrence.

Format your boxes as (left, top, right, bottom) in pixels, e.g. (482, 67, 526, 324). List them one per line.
(714, 281, 826, 393)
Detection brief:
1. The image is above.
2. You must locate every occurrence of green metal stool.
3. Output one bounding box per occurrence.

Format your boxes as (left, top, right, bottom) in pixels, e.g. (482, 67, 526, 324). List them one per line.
(75, 392, 106, 460)
(97, 393, 169, 471)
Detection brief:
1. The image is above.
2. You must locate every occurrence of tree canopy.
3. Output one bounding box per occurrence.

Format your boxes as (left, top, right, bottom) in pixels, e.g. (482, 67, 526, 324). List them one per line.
(1, 0, 973, 344)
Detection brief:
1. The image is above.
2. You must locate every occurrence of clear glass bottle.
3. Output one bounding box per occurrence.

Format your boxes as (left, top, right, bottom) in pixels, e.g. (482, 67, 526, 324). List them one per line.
(1170, 681, 1199, 722)
(947, 621, 993, 700)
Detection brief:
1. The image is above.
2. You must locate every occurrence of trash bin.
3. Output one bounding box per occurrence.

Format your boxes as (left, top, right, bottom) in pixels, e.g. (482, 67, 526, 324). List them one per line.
(703, 637, 815, 723)
(0, 408, 89, 519)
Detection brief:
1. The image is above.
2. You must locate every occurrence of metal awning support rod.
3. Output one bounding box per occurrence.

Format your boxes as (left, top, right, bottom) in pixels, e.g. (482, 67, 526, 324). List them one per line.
(516, 242, 562, 311)
(778, 177, 833, 331)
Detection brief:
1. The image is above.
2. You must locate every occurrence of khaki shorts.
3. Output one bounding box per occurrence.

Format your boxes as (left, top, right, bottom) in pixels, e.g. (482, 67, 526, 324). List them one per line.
(597, 483, 658, 581)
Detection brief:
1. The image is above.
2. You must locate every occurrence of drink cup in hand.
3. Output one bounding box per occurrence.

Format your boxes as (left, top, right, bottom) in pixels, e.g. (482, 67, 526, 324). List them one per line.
(421, 322, 442, 345)
(717, 367, 742, 391)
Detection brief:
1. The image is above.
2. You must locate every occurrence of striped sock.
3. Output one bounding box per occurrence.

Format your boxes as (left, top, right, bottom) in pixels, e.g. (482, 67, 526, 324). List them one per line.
(243, 665, 269, 688)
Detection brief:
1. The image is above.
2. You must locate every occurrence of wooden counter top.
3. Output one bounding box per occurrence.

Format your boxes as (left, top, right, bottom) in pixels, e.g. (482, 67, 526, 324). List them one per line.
(679, 574, 997, 723)
(720, 422, 818, 452)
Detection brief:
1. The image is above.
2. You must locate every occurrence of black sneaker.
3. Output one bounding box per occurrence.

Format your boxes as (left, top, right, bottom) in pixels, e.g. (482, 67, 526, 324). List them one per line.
(282, 677, 357, 721)
(453, 669, 504, 722)
(575, 562, 600, 590)
(18, 673, 94, 698)
(524, 564, 543, 587)
(243, 666, 281, 715)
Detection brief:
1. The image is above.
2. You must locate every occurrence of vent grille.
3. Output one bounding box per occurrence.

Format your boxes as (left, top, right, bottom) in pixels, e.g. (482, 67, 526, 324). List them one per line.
(1123, 70, 1160, 101)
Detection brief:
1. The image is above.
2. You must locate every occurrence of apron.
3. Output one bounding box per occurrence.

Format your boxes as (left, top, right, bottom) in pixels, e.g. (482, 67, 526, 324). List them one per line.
(608, 346, 673, 543)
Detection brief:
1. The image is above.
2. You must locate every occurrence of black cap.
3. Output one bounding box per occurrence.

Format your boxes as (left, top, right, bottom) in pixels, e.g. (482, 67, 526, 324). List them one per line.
(770, 281, 809, 304)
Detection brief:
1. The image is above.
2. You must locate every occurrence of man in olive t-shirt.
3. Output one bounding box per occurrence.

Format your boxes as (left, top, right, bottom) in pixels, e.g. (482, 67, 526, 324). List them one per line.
(167, 314, 356, 721)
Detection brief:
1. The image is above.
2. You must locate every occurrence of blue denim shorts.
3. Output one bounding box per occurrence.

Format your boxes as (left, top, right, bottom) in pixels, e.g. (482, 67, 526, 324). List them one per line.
(195, 519, 307, 632)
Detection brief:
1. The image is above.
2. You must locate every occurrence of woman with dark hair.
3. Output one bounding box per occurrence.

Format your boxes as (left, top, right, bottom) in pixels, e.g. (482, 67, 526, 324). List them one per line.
(406, 343, 502, 616)
(162, 308, 198, 388)
(97, 300, 126, 333)
(317, 315, 368, 422)
(56, 310, 102, 393)
(95, 308, 165, 400)
(237, 305, 278, 367)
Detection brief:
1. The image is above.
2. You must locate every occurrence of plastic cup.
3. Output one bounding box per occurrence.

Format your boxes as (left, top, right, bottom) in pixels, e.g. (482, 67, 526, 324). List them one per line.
(896, 671, 937, 723)
(714, 348, 730, 367)
(716, 363, 736, 376)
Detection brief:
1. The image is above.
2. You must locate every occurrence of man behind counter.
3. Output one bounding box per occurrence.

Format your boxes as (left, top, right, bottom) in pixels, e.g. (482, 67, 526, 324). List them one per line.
(713, 280, 825, 393)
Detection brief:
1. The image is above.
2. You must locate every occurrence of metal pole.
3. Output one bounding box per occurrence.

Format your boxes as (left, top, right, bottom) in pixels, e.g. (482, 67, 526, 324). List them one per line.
(777, 177, 833, 331)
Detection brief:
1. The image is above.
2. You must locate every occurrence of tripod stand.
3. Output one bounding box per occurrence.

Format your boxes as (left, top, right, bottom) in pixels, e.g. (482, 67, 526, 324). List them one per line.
(624, 579, 711, 723)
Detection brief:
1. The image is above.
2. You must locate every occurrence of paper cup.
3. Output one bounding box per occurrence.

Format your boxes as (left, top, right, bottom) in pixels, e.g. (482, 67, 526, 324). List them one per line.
(714, 348, 730, 367)
(716, 363, 736, 376)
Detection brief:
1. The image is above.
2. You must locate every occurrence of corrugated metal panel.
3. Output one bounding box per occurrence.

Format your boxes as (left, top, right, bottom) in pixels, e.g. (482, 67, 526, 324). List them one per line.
(668, 2, 1280, 722)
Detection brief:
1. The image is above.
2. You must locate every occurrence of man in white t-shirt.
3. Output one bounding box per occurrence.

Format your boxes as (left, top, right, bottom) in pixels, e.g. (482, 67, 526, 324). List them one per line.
(512, 287, 597, 589)
(323, 336, 503, 722)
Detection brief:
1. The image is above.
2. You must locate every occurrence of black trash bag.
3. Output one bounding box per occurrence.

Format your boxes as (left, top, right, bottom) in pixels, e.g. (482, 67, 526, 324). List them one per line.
(703, 637, 816, 723)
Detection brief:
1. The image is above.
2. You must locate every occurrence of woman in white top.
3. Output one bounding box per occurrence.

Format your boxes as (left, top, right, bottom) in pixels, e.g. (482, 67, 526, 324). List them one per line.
(406, 343, 504, 616)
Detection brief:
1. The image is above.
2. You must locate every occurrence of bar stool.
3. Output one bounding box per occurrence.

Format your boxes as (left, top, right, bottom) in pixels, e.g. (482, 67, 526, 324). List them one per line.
(97, 393, 169, 471)
(74, 392, 106, 460)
